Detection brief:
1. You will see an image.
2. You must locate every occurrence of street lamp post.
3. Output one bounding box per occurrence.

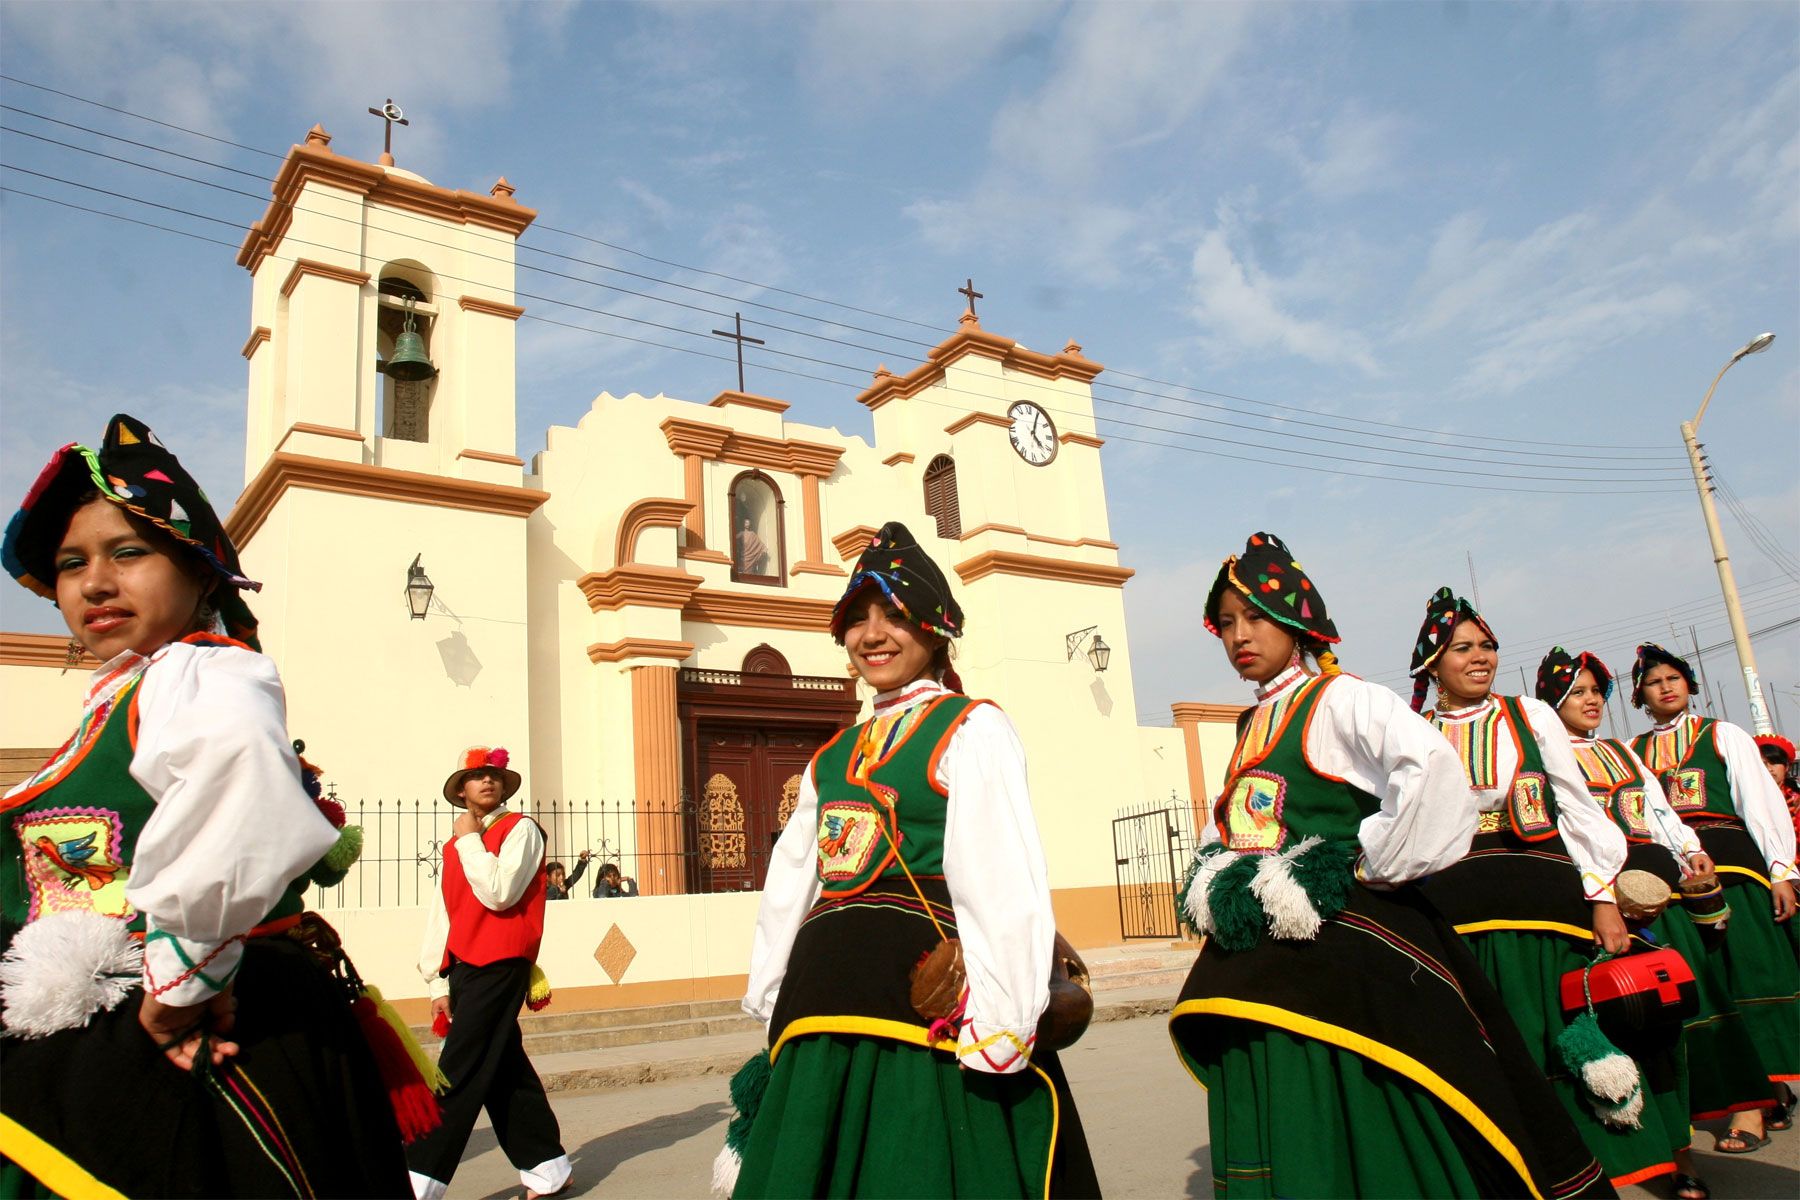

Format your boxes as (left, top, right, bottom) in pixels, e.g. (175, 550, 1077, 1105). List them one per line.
(1681, 332, 1775, 734)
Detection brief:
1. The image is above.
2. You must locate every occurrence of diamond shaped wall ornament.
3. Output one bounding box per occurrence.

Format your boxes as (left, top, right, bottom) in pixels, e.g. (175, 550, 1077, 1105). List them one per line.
(594, 923, 637, 984)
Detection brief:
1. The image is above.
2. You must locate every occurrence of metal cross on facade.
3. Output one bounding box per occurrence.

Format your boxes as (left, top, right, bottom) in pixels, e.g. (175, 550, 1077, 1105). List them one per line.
(958, 278, 984, 318)
(367, 99, 409, 165)
(711, 312, 766, 393)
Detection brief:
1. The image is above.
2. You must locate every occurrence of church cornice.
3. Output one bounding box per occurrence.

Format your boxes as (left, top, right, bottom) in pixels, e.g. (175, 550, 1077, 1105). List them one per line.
(1172, 702, 1248, 725)
(578, 565, 702, 612)
(855, 321, 1103, 412)
(683, 588, 833, 632)
(238, 129, 537, 274)
(832, 525, 880, 562)
(587, 638, 695, 665)
(227, 451, 547, 547)
(279, 258, 371, 297)
(952, 550, 1134, 589)
(659, 417, 843, 477)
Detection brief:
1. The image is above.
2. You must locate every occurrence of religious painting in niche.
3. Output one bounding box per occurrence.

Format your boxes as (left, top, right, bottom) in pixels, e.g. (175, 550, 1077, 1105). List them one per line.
(728, 470, 786, 585)
(376, 274, 437, 443)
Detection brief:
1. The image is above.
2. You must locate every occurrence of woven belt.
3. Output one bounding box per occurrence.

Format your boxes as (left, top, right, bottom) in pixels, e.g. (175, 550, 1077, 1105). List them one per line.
(1476, 811, 1505, 834)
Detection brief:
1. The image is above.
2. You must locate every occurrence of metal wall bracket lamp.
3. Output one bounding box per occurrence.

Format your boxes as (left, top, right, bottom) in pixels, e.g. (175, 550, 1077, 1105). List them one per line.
(1065, 626, 1111, 672)
(406, 553, 435, 619)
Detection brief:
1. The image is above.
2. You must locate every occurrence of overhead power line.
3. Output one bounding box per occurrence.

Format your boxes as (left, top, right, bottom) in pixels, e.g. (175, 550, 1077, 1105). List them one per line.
(0, 75, 1697, 460)
(0, 164, 1695, 495)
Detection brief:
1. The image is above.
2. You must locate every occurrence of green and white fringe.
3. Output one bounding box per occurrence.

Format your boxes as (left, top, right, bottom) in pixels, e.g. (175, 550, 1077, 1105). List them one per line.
(711, 1047, 772, 1197)
(1179, 837, 1359, 951)
(1555, 956, 1644, 1129)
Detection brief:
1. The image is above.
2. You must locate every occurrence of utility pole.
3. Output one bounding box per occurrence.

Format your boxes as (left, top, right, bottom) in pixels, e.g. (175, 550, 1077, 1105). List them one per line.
(1682, 332, 1776, 732)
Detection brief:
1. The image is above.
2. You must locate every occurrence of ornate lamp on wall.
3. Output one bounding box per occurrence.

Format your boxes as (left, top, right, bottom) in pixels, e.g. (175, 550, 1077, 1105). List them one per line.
(405, 553, 435, 620)
(1065, 626, 1111, 672)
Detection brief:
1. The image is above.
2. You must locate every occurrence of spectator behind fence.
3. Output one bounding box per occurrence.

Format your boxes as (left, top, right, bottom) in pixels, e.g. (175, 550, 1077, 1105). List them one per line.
(544, 861, 573, 900)
(594, 861, 637, 898)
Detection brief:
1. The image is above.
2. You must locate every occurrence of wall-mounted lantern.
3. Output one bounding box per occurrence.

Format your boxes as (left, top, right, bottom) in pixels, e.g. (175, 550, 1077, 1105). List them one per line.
(1065, 626, 1111, 673)
(406, 553, 435, 619)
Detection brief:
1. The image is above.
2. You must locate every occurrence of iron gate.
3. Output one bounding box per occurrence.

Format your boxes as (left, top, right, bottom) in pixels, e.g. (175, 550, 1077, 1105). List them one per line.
(1112, 799, 1198, 939)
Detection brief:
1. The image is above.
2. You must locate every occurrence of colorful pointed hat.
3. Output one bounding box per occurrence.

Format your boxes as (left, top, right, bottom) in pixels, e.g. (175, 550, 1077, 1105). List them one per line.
(1408, 587, 1496, 712)
(830, 521, 963, 643)
(1203, 532, 1339, 643)
(1630, 643, 1697, 709)
(3, 414, 260, 647)
(1535, 646, 1613, 709)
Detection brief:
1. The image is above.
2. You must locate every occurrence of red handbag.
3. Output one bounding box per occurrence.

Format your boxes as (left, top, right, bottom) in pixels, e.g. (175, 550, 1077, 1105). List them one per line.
(1560, 948, 1697, 1034)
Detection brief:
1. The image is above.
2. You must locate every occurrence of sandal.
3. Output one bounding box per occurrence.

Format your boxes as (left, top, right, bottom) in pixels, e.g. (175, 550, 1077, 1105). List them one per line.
(1671, 1173, 1709, 1200)
(1713, 1127, 1771, 1154)
(1768, 1083, 1796, 1132)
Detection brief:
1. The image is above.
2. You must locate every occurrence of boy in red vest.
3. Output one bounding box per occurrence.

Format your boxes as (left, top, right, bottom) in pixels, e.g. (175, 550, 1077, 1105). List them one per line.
(408, 746, 570, 1200)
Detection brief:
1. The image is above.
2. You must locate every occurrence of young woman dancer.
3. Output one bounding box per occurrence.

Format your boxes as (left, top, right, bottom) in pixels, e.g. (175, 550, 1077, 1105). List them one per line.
(1405, 590, 1686, 1188)
(728, 522, 1097, 1198)
(1169, 534, 1608, 1200)
(0, 415, 410, 1197)
(1630, 643, 1798, 1154)
(1536, 648, 1763, 1198)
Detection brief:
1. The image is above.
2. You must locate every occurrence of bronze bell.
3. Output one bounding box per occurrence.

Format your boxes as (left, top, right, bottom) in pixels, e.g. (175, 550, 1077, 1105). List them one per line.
(384, 311, 437, 381)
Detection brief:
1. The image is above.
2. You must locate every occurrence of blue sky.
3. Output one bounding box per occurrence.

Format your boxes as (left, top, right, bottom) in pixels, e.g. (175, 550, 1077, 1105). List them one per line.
(2, 1, 1796, 733)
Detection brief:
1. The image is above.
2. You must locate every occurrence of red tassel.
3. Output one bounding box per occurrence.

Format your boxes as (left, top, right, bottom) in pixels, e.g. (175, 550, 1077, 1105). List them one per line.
(432, 1009, 451, 1039)
(351, 994, 443, 1143)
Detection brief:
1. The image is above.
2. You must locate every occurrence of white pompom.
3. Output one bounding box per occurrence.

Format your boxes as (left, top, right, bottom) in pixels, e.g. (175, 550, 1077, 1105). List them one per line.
(1595, 1084, 1645, 1129)
(1580, 1051, 1640, 1103)
(1182, 850, 1235, 935)
(710, 1144, 741, 1199)
(1251, 838, 1324, 941)
(0, 911, 143, 1038)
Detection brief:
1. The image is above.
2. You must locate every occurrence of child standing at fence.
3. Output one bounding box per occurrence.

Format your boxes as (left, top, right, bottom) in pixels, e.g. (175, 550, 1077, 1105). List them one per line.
(409, 746, 571, 1200)
(1169, 532, 1608, 1199)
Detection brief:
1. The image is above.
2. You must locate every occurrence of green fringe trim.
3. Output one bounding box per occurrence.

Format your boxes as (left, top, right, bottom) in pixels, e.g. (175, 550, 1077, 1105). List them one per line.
(1207, 856, 1266, 952)
(1289, 838, 1358, 920)
(724, 1048, 772, 1154)
(1176, 844, 1226, 936)
(308, 825, 364, 887)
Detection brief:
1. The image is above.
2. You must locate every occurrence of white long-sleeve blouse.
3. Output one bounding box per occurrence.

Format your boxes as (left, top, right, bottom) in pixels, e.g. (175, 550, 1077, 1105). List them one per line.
(743, 680, 1054, 1076)
(1, 641, 342, 1008)
(1198, 666, 1479, 884)
(1430, 695, 1627, 901)
(1644, 712, 1797, 883)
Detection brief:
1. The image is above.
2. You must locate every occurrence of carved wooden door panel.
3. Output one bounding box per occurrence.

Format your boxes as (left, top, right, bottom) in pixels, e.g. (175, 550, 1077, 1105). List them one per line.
(755, 730, 828, 890)
(695, 728, 757, 893)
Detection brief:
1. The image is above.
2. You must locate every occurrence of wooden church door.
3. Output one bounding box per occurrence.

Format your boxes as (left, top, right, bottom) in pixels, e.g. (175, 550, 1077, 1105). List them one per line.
(693, 726, 827, 892)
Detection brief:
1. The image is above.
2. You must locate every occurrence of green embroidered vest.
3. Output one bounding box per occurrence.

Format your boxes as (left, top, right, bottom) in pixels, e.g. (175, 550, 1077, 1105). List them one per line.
(1435, 695, 1561, 841)
(1214, 676, 1378, 852)
(1632, 717, 1735, 820)
(809, 694, 981, 897)
(1571, 737, 1655, 844)
(0, 677, 306, 951)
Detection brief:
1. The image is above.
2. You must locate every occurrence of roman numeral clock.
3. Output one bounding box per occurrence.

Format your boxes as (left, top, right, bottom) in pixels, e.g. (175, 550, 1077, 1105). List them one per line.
(1007, 400, 1058, 466)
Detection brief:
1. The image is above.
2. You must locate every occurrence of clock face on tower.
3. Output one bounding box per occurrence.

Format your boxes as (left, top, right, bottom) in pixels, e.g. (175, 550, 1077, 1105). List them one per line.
(1007, 401, 1058, 466)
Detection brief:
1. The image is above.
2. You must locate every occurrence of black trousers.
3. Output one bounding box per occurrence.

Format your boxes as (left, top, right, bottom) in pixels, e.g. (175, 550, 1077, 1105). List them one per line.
(405, 957, 565, 1184)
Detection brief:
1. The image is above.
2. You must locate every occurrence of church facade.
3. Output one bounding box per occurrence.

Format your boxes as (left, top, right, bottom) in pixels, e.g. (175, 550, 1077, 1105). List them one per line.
(0, 127, 1244, 1008)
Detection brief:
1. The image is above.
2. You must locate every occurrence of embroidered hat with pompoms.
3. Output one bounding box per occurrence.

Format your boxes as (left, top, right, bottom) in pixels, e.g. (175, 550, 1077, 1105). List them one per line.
(442, 746, 522, 807)
(3, 413, 262, 648)
(830, 521, 963, 644)
(1408, 587, 1497, 712)
(1202, 532, 1339, 644)
(1630, 643, 1698, 710)
(1535, 647, 1614, 710)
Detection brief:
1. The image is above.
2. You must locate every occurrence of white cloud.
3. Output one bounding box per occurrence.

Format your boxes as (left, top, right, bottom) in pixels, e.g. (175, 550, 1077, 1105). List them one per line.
(799, 0, 1058, 101)
(1186, 221, 1378, 374)
(1293, 105, 1408, 200)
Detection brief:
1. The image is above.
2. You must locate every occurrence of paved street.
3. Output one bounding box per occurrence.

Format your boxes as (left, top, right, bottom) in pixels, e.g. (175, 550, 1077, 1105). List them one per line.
(451, 1014, 1800, 1198)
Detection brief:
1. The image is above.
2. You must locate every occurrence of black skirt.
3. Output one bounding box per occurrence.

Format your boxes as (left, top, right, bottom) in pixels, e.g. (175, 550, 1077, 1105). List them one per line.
(1, 935, 410, 1198)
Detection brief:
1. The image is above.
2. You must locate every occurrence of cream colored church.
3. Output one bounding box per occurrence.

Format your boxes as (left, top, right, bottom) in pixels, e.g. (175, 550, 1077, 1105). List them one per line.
(0, 127, 1243, 1013)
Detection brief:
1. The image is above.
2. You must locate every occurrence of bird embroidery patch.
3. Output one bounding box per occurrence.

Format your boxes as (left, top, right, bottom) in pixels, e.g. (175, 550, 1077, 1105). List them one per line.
(1666, 768, 1707, 814)
(816, 800, 884, 881)
(13, 806, 133, 922)
(1219, 770, 1287, 854)
(1508, 773, 1553, 838)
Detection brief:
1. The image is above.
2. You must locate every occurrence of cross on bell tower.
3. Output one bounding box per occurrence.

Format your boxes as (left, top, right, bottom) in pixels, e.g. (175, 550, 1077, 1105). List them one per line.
(367, 98, 410, 166)
(957, 277, 984, 320)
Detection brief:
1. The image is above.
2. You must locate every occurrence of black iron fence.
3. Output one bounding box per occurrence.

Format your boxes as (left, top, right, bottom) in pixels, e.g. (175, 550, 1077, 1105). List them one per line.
(306, 795, 780, 909)
(1111, 795, 1203, 940)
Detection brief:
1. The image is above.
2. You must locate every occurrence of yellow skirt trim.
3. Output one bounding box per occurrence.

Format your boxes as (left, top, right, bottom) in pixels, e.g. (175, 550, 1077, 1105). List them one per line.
(1716, 864, 1772, 890)
(1168, 997, 1543, 1200)
(769, 1016, 1064, 1198)
(0, 1113, 126, 1200)
(1453, 918, 1594, 941)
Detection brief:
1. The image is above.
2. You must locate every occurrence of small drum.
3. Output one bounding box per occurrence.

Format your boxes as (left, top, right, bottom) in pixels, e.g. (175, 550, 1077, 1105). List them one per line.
(1615, 869, 1675, 924)
(1678, 870, 1730, 929)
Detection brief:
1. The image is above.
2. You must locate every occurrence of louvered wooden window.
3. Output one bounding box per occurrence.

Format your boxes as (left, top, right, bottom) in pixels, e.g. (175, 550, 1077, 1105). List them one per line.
(922, 454, 960, 540)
